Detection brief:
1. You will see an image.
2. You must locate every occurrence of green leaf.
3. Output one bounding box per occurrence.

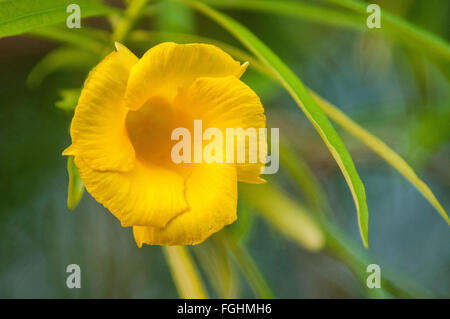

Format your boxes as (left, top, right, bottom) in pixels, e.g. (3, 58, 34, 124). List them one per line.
(181, 0, 370, 247)
(29, 25, 108, 53)
(0, 0, 117, 38)
(27, 47, 98, 88)
(67, 156, 84, 211)
(163, 246, 208, 299)
(310, 92, 449, 224)
(240, 183, 326, 252)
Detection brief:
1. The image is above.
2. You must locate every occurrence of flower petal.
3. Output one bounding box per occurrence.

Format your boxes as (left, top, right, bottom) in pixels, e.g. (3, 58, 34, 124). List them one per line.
(69, 43, 138, 172)
(133, 163, 237, 246)
(74, 156, 188, 228)
(174, 76, 266, 183)
(124, 42, 246, 110)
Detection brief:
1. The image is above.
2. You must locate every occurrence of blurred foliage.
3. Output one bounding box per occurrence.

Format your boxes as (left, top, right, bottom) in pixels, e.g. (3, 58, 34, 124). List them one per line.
(0, 0, 449, 298)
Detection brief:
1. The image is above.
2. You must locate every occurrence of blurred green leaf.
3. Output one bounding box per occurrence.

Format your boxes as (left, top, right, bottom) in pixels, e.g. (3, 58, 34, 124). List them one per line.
(240, 183, 326, 252)
(203, 0, 450, 70)
(323, 219, 430, 298)
(413, 108, 450, 155)
(66, 156, 84, 211)
(220, 233, 274, 299)
(203, 0, 365, 30)
(228, 201, 255, 243)
(112, 0, 149, 42)
(325, 0, 450, 62)
(155, 0, 196, 33)
(279, 142, 329, 216)
(29, 25, 108, 53)
(163, 246, 208, 299)
(0, 0, 117, 38)
(56, 88, 81, 111)
(27, 47, 98, 88)
(181, 0, 370, 248)
(242, 183, 426, 298)
(194, 237, 238, 298)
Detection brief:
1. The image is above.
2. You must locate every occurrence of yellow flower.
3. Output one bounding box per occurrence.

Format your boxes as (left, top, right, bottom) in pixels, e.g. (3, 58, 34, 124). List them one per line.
(63, 42, 266, 246)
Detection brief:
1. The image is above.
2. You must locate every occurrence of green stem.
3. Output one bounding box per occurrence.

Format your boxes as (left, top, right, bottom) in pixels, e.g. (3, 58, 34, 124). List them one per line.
(112, 0, 149, 43)
(163, 246, 209, 298)
(220, 233, 275, 299)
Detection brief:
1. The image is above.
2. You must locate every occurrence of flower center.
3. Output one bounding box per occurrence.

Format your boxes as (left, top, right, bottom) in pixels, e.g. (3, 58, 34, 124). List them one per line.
(126, 97, 191, 171)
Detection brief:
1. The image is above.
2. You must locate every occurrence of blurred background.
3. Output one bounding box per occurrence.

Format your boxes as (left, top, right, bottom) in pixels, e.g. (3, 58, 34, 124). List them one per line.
(0, 0, 449, 298)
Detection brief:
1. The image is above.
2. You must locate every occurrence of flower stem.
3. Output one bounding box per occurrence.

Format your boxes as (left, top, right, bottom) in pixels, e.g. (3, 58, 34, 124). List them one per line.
(220, 233, 275, 299)
(112, 0, 149, 43)
(163, 246, 208, 299)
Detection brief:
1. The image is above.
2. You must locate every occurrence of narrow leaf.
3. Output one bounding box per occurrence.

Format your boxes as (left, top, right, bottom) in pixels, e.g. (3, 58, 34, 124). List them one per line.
(112, 0, 148, 42)
(219, 233, 274, 299)
(193, 237, 238, 298)
(240, 183, 326, 252)
(182, 0, 370, 247)
(29, 25, 108, 53)
(0, 0, 117, 38)
(310, 92, 449, 224)
(163, 246, 208, 299)
(27, 47, 98, 88)
(204, 0, 450, 67)
(204, 0, 365, 30)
